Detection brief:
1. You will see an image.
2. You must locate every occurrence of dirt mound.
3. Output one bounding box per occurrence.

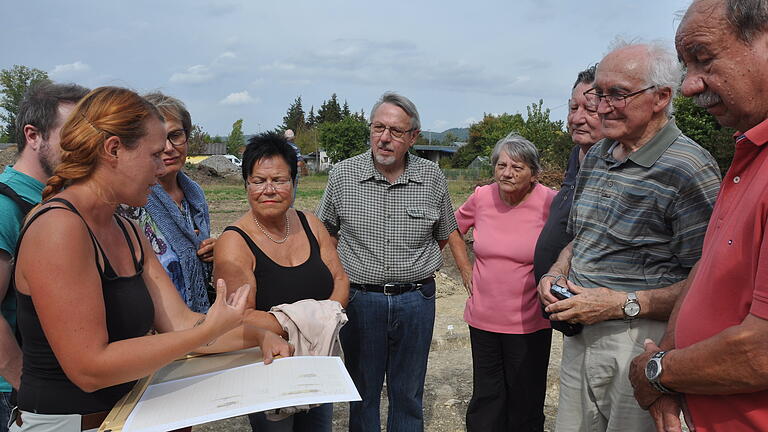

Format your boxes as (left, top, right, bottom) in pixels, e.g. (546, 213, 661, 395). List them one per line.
(0, 146, 18, 172)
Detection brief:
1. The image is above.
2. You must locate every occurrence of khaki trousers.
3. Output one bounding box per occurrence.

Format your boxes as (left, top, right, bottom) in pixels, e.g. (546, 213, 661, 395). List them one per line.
(555, 319, 666, 432)
(9, 410, 97, 432)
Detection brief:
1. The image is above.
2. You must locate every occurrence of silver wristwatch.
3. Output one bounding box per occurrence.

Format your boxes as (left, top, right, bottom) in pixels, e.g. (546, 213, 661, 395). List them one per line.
(623, 292, 640, 320)
(645, 351, 676, 394)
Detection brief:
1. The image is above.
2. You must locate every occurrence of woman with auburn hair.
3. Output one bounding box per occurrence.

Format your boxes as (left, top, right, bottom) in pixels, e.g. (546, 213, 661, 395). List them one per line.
(10, 87, 290, 432)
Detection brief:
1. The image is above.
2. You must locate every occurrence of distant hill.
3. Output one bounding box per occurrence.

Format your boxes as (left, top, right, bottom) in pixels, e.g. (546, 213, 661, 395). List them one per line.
(421, 128, 469, 143)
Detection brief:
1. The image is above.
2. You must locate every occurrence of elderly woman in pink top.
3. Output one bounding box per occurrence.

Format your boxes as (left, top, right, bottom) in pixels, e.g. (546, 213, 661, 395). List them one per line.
(449, 133, 555, 432)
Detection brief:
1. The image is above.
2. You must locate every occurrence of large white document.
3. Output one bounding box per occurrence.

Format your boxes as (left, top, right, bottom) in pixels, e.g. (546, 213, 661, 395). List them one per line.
(106, 350, 359, 432)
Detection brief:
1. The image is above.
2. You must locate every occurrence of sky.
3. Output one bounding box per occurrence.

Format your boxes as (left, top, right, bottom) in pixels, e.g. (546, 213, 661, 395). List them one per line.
(3, 0, 692, 136)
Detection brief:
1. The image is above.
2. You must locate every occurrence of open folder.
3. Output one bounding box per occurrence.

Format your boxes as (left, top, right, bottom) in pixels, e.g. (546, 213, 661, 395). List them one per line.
(98, 348, 360, 432)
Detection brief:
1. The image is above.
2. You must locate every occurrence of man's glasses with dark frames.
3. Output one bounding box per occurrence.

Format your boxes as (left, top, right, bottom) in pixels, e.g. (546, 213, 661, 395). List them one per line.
(583, 85, 656, 109)
(369, 123, 415, 139)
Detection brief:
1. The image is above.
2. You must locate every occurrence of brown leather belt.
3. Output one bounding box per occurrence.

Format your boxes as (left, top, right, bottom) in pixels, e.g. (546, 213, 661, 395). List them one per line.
(15, 410, 109, 430)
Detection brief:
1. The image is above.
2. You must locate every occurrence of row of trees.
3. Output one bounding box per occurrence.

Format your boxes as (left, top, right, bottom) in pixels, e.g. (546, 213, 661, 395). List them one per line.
(279, 94, 369, 163)
(0, 64, 735, 175)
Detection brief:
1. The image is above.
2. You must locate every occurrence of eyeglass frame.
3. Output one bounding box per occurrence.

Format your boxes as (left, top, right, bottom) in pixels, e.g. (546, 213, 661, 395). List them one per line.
(369, 122, 416, 139)
(246, 177, 293, 192)
(166, 128, 189, 147)
(583, 85, 656, 109)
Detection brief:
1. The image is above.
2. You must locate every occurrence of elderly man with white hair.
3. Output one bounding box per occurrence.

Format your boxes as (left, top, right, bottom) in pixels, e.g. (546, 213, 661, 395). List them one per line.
(537, 40, 721, 432)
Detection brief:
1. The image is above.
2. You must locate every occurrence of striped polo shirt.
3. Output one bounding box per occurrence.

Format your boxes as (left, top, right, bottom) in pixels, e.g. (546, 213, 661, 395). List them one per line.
(567, 119, 722, 292)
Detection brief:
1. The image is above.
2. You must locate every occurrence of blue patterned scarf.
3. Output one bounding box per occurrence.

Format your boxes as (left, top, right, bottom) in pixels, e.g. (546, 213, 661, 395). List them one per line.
(145, 172, 212, 312)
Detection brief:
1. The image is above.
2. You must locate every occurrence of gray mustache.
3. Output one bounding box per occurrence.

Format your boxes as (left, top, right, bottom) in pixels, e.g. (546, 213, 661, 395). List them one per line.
(693, 90, 722, 108)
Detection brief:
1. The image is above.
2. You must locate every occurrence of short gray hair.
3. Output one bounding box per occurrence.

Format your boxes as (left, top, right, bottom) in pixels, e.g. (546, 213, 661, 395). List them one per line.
(143, 91, 192, 133)
(491, 133, 541, 176)
(725, 0, 768, 43)
(606, 38, 682, 116)
(370, 92, 421, 130)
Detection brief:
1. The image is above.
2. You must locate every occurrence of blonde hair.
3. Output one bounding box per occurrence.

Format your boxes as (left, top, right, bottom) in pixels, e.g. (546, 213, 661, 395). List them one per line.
(43, 87, 162, 200)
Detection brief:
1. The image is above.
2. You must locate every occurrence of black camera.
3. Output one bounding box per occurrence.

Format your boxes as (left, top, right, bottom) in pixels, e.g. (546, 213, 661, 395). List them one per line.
(550, 283, 574, 301)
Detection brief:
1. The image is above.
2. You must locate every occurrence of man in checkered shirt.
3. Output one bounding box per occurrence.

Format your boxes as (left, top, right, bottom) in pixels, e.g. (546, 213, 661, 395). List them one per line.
(317, 92, 457, 432)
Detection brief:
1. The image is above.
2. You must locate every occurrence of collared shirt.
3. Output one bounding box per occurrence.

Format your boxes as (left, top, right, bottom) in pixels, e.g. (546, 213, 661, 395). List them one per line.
(675, 118, 768, 431)
(316, 150, 457, 285)
(0, 166, 44, 394)
(568, 119, 721, 292)
(534, 145, 581, 282)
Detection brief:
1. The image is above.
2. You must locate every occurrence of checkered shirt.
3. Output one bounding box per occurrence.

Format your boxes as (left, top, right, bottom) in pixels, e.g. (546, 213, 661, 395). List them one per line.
(316, 150, 458, 285)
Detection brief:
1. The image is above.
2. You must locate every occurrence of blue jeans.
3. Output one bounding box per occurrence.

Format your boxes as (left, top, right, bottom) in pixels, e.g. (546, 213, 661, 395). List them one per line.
(248, 404, 332, 432)
(0, 392, 11, 432)
(341, 280, 436, 432)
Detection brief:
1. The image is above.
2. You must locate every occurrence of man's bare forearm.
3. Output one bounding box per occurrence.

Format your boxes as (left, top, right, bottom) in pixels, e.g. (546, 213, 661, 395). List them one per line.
(0, 319, 21, 389)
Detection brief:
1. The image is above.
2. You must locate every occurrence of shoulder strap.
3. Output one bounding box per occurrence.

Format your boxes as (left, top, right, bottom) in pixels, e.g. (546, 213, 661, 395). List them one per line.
(114, 215, 145, 273)
(0, 182, 35, 215)
(37, 198, 112, 277)
(223, 225, 266, 261)
(296, 211, 320, 253)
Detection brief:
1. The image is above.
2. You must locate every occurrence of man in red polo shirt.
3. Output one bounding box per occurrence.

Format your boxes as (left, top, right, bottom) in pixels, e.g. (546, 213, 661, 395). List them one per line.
(628, 0, 768, 431)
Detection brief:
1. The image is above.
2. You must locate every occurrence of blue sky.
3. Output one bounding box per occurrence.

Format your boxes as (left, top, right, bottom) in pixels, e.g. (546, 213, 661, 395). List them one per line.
(3, 0, 691, 136)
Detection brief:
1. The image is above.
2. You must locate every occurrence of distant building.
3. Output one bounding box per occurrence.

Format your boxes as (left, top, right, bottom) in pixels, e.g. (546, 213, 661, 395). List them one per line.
(202, 142, 227, 155)
(413, 142, 466, 164)
(305, 149, 332, 173)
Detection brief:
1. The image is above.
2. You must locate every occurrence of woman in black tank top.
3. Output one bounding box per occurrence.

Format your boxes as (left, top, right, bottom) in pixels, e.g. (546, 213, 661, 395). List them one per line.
(214, 133, 349, 432)
(11, 88, 290, 432)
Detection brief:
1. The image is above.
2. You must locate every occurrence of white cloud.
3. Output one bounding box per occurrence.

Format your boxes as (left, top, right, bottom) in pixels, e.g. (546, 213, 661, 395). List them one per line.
(462, 117, 478, 127)
(170, 65, 214, 84)
(50, 61, 90, 76)
(220, 91, 258, 105)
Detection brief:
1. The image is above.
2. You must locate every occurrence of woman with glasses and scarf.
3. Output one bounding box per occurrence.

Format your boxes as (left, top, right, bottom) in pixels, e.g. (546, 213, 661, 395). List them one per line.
(119, 92, 215, 313)
(214, 132, 349, 432)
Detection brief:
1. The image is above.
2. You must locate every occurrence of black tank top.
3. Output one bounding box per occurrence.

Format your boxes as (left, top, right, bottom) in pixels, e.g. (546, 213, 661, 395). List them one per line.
(224, 211, 334, 311)
(14, 198, 155, 414)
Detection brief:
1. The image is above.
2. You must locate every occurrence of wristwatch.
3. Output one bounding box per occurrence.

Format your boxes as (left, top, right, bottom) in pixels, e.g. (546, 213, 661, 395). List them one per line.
(645, 351, 676, 394)
(622, 292, 640, 320)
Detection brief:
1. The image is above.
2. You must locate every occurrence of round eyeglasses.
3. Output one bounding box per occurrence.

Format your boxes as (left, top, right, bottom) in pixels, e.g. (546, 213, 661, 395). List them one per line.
(167, 129, 188, 147)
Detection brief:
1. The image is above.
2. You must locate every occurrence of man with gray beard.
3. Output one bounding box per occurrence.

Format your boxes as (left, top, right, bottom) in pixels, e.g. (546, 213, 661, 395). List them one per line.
(0, 82, 88, 432)
(629, 0, 768, 430)
(317, 92, 457, 432)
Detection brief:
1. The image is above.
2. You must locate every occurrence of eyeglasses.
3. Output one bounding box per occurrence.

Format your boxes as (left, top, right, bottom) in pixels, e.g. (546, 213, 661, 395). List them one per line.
(583, 85, 656, 109)
(370, 123, 415, 139)
(247, 177, 293, 192)
(167, 129, 188, 147)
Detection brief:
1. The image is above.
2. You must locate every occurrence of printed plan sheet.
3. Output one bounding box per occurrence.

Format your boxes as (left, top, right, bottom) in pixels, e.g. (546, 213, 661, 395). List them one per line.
(119, 354, 360, 432)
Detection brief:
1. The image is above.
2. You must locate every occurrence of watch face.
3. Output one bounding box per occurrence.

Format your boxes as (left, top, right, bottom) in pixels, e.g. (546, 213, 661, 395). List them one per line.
(625, 302, 641, 317)
(646, 360, 659, 380)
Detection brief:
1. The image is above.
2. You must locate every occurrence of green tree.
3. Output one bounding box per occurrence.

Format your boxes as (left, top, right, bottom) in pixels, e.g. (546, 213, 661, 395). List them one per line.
(317, 93, 343, 124)
(295, 127, 319, 155)
(226, 119, 245, 155)
(188, 123, 212, 155)
(0, 65, 50, 142)
(318, 116, 369, 163)
(452, 113, 525, 168)
(306, 106, 316, 128)
(673, 95, 735, 174)
(342, 100, 351, 118)
(520, 100, 568, 170)
(282, 96, 306, 132)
